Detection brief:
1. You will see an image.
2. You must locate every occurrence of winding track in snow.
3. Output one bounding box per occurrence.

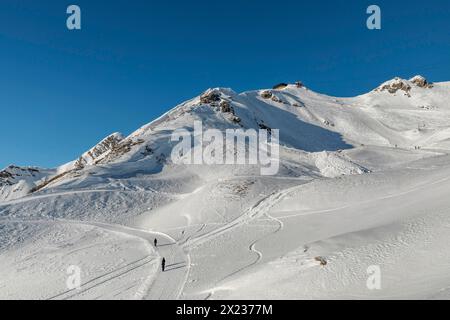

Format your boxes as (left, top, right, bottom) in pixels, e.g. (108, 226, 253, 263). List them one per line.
(79, 220, 190, 300)
(209, 167, 450, 292)
(8, 169, 446, 299)
(275, 173, 450, 220)
(0, 187, 187, 208)
(183, 186, 298, 250)
(0, 218, 190, 300)
(0, 178, 299, 299)
(186, 169, 450, 297)
(180, 185, 297, 293)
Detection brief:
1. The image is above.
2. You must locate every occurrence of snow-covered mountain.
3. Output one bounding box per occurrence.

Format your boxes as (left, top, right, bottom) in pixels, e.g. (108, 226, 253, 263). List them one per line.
(3, 75, 449, 201)
(1, 76, 450, 300)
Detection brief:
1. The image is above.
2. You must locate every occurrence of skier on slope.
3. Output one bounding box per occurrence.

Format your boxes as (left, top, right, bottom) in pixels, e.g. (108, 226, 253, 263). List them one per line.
(154, 238, 158, 247)
(162, 257, 166, 272)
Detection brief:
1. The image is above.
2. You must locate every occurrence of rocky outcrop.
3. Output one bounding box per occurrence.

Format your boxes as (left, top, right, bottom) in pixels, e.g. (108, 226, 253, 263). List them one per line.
(418, 104, 436, 110)
(141, 145, 154, 156)
(409, 75, 433, 88)
(0, 165, 46, 200)
(375, 76, 434, 97)
(315, 256, 327, 266)
(88, 134, 122, 160)
(200, 89, 221, 104)
(199, 89, 241, 124)
(96, 138, 145, 165)
(375, 78, 412, 97)
(74, 133, 124, 170)
(73, 157, 86, 170)
(260, 90, 273, 99)
(231, 115, 241, 124)
(323, 119, 335, 127)
(0, 170, 13, 181)
(271, 95, 282, 103)
(219, 100, 232, 113)
(0, 166, 40, 186)
(273, 83, 288, 90)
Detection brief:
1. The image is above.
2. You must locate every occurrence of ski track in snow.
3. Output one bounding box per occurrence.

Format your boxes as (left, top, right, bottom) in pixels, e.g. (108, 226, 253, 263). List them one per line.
(276, 173, 450, 220)
(0, 218, 190, 300)
(188, 169, 450, 298)
(2, 79, 450, 299)
(183, 186, 298, 250)
(0, 183, 298, 300)
(80, 221, 190, 300)
(182, 185, 295, 293)
(0, 188, 181, 208)
(3, 169, 450, 299)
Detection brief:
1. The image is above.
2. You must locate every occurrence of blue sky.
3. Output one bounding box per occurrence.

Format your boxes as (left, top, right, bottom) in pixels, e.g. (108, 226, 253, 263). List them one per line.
(1, 0, 449, 169)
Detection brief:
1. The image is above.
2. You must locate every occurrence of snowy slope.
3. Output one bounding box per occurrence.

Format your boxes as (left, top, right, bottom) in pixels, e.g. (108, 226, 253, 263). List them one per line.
(0, 166, 55, 202)
(1, 76, 450, 300)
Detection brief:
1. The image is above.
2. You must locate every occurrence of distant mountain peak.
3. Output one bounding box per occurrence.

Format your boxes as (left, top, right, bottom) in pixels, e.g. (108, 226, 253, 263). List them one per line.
(2, 76, 449, 202)
(374, 75, 434, 96)
(409, 75, 433, 88)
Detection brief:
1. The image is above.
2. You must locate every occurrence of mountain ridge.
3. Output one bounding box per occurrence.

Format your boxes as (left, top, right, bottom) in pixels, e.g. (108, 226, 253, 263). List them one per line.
(2, 75, 450, 202)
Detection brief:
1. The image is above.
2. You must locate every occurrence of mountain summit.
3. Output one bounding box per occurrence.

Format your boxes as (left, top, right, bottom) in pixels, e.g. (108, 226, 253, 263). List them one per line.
(1, 76, 450, 202)
(2, 76, 450, 300)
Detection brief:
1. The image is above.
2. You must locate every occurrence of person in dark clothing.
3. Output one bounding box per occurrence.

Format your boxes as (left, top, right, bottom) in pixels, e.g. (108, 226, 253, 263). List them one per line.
(154, 238, 158, 247)
(161, 258, 166, 272)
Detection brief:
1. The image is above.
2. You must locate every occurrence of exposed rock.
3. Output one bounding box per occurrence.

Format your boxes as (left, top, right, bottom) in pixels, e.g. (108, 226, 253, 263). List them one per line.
(292, 102, 305, 108)
(198, 93, 241, 125)
(315, 256, 327, 266)
(375, 76, 433, 97)
(156, 153, 167, 164)
(410, 75, 433, 88)
(271, 95, 282, 103)
(375, 78, 412, 97)
(200, 89, 221, 104)
(0, 166, 40, 185)
(418, 104, 436, 110)
(214, 99, 240, 125)
(231, 116, 241, 124)
(0, 170, 13, 180)
(219, 100, 232, 113)
(74, 157, 86, 170)
(260, 90, 273, 99)
(323, 120, 335, 127)
(30, 171, 71, 193)
(89, 134, 122, 160)
(0, 166, 45, 199)
(100, 138, 145, 164)
(74, 133, 123, 170)
(141, 145, 154, 156)
(273, 83, 288, 90)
